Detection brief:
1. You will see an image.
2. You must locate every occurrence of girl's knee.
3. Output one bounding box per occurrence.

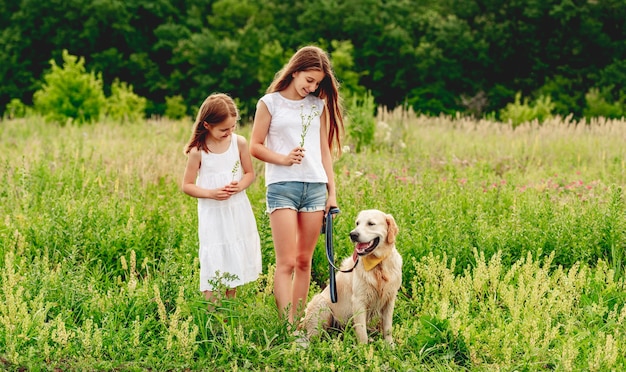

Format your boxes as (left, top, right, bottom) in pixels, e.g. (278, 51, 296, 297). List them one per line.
(295, 256, 312, 271)
(276, 260, 297, 274)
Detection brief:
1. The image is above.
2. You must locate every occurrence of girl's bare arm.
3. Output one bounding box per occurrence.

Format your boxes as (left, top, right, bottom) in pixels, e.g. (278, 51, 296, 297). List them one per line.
(182, 148, 230, 200)
(250, 101, 303, 166)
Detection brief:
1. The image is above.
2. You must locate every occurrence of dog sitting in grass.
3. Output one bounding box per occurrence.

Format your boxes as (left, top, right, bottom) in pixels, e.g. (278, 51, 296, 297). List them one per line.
(299, 209, 402, 344)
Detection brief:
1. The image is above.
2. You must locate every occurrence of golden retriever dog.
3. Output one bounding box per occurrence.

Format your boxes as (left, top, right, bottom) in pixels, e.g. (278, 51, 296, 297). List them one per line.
(299, 209, 402, 345)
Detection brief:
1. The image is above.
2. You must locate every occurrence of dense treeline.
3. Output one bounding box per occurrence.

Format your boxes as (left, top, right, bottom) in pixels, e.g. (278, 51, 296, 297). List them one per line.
(1, 0, 625, 120)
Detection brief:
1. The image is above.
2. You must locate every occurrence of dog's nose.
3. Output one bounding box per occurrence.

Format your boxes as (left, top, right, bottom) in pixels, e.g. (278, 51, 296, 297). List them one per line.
(349, 231, 359, 241)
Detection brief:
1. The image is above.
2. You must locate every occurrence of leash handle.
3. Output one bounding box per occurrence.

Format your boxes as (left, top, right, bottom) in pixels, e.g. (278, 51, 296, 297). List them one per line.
(325, 207, 340, 303)
(321, 207, 340, 234)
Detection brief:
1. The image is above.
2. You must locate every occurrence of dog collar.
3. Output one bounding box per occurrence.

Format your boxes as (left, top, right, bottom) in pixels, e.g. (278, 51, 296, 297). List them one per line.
(360, 251, 390, 271)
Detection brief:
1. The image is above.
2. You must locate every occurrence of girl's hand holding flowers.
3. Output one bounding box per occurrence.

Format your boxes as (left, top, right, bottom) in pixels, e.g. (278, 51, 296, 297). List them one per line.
(225, 180, 240, 194)
(211, 183, 236, 200)
(212, 180, 241, 200)
(284, 147, 305, 166)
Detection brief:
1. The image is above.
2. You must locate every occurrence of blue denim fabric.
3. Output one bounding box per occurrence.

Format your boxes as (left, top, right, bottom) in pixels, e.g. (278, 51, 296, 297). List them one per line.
(266, 181, 326, 214)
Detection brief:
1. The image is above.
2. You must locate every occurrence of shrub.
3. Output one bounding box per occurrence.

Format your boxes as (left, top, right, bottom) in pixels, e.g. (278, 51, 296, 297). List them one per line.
(583, 87, 624, 120)
(105, 79, 147, 123)
(33, 50, 106, 125)
(164, 95, 188, 120)
(499, 92, 554, 127)
(345, 91, 376, 152)
(3, 98, 30, 120)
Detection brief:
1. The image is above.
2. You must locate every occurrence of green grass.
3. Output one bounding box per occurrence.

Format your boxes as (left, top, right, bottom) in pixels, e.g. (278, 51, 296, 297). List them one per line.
(1, 112, 625, 371)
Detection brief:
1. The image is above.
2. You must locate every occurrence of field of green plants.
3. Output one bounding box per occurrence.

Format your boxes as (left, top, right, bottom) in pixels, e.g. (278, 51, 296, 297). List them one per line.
(1, 109, 625, 371)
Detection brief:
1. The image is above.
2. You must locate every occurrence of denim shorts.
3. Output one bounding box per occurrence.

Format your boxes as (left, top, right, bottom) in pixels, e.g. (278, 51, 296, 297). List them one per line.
(266, 181, 327, 214)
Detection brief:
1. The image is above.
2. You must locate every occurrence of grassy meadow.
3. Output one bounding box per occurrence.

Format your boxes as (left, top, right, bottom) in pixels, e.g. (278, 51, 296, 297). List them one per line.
(1, 109, 625, 371)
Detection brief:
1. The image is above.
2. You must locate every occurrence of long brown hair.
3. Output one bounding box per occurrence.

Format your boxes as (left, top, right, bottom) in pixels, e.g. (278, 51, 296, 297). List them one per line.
(184, 93, 239, 154)
(268, 45, 344, 156)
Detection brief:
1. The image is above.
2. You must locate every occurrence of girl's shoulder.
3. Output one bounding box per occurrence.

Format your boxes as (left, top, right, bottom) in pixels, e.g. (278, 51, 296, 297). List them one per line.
(234, 133, 248, 146)
(259, 91, 279, 100)
(258, 92, 284, 114)
(187, 146, 202, 156)
(186, 146, 203, 163)
(260, 92, 323, 111)
(234, 134, 251, 158)
(259, 91, 280, 104)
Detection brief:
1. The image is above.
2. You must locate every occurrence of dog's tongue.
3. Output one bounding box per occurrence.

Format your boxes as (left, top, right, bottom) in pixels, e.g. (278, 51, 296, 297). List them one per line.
(355, 242, 370, 253)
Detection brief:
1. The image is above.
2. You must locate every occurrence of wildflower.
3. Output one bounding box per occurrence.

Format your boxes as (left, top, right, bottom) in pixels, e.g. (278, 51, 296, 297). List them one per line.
(231, 160, 240, 181)
(299, 104, 319, 147)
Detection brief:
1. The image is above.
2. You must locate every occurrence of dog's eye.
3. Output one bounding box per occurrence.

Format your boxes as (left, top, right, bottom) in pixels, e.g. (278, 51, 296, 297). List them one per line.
(367, 221, 375, 226)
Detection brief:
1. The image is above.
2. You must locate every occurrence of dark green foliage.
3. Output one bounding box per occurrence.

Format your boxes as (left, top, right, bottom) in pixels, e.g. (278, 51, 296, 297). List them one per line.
(1, 0, 625, 120)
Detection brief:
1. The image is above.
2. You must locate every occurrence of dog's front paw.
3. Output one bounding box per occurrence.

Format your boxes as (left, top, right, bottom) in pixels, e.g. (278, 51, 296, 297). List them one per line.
(293, 330, 310, 349)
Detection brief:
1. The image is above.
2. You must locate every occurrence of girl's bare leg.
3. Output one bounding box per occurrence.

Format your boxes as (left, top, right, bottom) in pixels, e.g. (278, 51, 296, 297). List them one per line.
(204, 287, 237, 311)
(225, 288, 237, 298)
(269, 208, 299, 322)
(269, 208, 324, 324)
(291, 210, 324, 322)
(203, 290, 217, 311)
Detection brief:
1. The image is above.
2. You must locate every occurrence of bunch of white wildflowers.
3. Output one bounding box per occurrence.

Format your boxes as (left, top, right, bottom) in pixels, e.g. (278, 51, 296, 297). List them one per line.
(299, 104, 319, 147)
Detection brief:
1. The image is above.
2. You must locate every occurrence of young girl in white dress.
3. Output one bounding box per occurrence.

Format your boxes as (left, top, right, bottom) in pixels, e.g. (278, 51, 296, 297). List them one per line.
(182, 93, 262, 306)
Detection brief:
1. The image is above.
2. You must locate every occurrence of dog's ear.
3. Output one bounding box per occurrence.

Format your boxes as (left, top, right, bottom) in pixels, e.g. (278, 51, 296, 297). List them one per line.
(385, 213, 399, 244)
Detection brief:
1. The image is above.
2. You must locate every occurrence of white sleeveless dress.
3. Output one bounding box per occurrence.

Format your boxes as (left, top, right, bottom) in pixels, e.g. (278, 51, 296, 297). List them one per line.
(196, 134, 262, 291)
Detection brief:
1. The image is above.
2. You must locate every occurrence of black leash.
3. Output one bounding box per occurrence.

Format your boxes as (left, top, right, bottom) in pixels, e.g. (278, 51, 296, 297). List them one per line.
(323, 207, 359, 303)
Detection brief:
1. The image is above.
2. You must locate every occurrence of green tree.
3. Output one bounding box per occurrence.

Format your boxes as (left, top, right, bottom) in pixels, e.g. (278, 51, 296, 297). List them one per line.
(596, 59, 626, 110)
(441, 0, 626, 117)
(2, 0, 626, 120)
(256, 41, 287, 94)
(330, 40, 367, 99)
(535, 75, 585, 118)
(33, 50, 106, 125)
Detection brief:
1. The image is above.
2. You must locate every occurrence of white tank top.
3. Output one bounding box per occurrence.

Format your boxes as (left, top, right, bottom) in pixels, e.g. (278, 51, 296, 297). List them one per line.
(258, 92, 328, 186)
